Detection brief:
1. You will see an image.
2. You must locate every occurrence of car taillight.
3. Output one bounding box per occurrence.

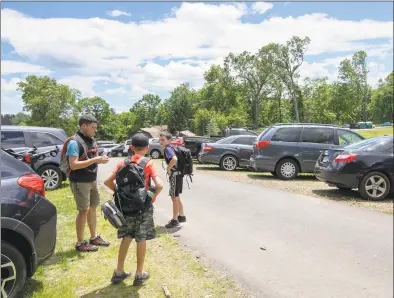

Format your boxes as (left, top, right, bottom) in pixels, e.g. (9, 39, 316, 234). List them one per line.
(17, 174, 46, 197)
(333, 154, 358, 163)
(23, 154, 31, 164)
(255, 140, 270, 149)
(203, 146, 214, 152)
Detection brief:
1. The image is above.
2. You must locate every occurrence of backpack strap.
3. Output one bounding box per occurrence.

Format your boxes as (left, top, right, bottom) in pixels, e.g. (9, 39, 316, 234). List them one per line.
(137, 157, 150, 169)
(73, 134, 89, 160)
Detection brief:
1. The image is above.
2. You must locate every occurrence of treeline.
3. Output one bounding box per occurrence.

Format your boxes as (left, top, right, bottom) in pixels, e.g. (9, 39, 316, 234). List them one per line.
(2, 36, 393, 141)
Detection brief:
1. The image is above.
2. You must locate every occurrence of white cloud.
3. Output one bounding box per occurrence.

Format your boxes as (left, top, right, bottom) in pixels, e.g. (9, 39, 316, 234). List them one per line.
(1, 60, 51, 75)
(251, 2, 274, 15)
(0, 3, 392, 113)
(1, 78, 23, 114)
(107, 10, 131, 17)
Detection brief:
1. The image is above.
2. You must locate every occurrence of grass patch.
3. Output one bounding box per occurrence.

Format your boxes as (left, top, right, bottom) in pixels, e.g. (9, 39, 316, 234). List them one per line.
(24, 183, 248, 298)
(357, 126, 393, 138)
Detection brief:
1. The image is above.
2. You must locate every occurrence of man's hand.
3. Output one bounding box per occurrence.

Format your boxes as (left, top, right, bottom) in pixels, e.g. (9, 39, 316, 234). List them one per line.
(95, 155, 109, 164)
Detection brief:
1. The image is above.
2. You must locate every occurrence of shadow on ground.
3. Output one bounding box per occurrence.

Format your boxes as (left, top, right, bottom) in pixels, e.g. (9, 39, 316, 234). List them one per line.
(42, 248, 84, 266)
(22, 278, 44, 297)
(247, 173, 317, 181)
(313, 188, 394, 203)
(156, 225, 182, 235)
(80, 283, 140, 298)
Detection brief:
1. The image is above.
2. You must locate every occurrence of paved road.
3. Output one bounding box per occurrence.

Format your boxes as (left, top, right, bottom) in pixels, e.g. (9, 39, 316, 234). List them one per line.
(98, 157, 393, 298)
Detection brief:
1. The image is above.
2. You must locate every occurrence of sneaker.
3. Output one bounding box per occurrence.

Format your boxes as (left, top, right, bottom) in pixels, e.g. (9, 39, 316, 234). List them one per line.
(76, 241, 99, 252)
(90, 235, 110, 247)
(178, 215, 187, 223)
(165, 219, 179, 229)
(111, 271, 131, 284)
(133, 272, 150, 286)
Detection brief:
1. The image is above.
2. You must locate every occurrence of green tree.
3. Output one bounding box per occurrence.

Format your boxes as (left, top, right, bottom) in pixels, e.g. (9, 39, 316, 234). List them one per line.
(368, 72, 393, 124)
(17, 75, 80, 136)
(12, 112, 30, 126)
(273, 36, 311, 122)
(166, 83, 195, 133)
(131, 94, 162, 128)
(206, 118, 220, 136)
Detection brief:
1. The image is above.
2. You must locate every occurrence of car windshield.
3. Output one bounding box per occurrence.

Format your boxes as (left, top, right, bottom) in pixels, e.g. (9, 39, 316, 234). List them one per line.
(345, 137, 392, 151)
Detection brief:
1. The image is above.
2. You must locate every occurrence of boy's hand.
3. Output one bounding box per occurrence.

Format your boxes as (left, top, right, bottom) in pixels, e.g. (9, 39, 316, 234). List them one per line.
(152, 195, 158, 203)
(166, 168, 171, 175)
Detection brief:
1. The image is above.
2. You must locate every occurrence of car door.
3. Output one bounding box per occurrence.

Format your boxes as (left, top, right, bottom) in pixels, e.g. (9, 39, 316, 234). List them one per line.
(231, 136, 256, 167)
(297, 127, 336, 172)
(1, 130, 30, 152)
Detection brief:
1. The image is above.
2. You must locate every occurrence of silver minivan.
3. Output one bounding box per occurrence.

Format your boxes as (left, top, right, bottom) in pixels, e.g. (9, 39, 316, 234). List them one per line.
(1, 125, 68, 190)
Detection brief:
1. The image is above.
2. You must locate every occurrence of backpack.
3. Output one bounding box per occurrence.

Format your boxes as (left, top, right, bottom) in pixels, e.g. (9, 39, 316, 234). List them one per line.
(171, 145, 194, 180)
(101, 200, 127, 229)
(114, 157, 150, 217)
(59, 134, 89, 176)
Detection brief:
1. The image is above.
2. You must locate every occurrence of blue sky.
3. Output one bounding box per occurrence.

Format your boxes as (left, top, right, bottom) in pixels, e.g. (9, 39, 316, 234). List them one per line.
(1, 2, 393, 114)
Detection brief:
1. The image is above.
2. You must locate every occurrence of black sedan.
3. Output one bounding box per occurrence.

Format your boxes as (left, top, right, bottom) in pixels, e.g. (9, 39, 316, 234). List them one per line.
(109, 144, 127, 157)
(1, 149, 57, 298)
(198, 135, 257, 171)
(315, 136, 394, 201)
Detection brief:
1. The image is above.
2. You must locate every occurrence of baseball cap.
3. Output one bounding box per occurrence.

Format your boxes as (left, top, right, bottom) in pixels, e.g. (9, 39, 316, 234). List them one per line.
(131, 133, 149, 147)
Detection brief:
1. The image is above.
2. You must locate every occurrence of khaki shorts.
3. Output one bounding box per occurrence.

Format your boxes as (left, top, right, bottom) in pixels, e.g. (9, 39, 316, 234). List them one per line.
(70, 181, 100, 211)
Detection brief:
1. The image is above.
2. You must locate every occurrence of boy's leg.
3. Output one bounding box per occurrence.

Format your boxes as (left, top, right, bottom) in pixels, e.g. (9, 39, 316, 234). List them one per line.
(87, 206, 97, 239)
(76, 209, 88, 243)
(178, 197, 184, 217)
(117, 238, 133, 273)
(172, 196, 180, 220)
(136, 240, 147, 275)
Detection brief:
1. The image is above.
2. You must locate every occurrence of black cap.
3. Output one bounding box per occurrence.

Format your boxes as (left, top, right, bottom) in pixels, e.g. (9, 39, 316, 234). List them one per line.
(131, 133, 149, 147)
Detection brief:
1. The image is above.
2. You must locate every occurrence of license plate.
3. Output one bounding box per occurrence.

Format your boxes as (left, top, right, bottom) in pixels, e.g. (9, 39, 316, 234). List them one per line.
(322, 156, 329, 163)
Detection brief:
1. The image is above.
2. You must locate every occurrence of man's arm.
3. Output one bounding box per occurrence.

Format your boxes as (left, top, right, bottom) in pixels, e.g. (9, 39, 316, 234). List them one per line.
(67, 140, 108, 170)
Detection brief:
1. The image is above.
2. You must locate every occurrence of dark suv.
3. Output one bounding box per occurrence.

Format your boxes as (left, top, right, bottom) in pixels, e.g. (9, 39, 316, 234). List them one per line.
(1, 149, 57, 298)
(1, 126, 68, 190)
(250, 124, 365, 180)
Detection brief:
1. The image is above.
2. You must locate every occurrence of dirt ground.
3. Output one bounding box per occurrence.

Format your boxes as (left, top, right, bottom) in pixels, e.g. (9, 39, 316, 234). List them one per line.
(195, 164, 394, 215)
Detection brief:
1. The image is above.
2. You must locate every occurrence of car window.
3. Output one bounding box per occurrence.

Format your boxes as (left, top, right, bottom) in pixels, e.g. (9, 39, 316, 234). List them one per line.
(126, 140, 132, 145)
(345, 137, 392, 151)
(31, 132, 63, 147)
(217, 137, 237, 144)
(271, 127, 302, 142)
(1, 131, 26, 149)
(338, 129, 364, 145)
(301, 127, 335, 144)
(231, 137, 256, 145)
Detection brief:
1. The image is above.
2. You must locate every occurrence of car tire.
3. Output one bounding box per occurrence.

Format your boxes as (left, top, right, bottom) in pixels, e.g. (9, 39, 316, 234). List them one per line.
(220, 155, 238, 171)
(1, 241, 27, 298)
(150, 150, 161, 159)
(270, 171, 278, 177)
(359, 171, 390, 201)
(276, 158, 299, 180)
(38, 165, 63, 190)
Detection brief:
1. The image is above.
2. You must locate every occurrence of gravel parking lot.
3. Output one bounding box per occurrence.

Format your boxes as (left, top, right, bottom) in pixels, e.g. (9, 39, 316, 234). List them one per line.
(195, 164, 394, 215)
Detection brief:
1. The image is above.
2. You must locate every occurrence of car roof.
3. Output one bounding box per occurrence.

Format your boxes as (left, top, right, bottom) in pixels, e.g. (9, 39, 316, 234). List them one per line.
(272, 123, 339, 128)
(1, 125, 65, 132)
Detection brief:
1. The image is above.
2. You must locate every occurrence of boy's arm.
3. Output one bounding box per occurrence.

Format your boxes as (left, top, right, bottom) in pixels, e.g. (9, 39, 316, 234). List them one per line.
(104, 172, 116, 192)
(151, 176, 163, 203)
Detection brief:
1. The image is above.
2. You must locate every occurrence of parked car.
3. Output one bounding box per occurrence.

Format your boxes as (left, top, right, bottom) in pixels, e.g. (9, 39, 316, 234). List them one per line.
(147, 137, 185, 159)
(380, 122, 393, 127)
(1, 149, 57, 298)
(99, 143, 120, 156)
(315, 136, 394, 200)
(249, 123, 365, 180)
(1, 125, 68, 190)
(199, 135, 257, 171)
(184, 136, 215, 161)
(109, 144, 127, 157)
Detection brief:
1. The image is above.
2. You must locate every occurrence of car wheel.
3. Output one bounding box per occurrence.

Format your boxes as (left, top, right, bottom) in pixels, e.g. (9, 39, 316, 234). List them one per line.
(359, 171, 390, 201)
(1, 241, 27, 298)
(220, 155, 238, 171)
(150, 150, 161, 159)
(117, 152, 123, 157)
(270, 171, 278, 177)
(38, 165, 63, 190)
(276, 158, 299, 180)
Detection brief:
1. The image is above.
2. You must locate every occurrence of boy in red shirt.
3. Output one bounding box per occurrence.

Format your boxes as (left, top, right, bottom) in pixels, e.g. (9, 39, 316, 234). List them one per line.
(104, 134, 163, 286)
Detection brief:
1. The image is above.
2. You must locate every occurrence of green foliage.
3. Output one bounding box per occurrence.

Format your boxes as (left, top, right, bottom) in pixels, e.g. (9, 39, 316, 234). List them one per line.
(206, 119, 220, 136)
(368, 72, 394, 124)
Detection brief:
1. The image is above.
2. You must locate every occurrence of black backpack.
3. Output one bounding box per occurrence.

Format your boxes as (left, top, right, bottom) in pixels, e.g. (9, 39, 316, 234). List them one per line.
(172, 145, 194, 179)
(114, 157, 150, 217)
